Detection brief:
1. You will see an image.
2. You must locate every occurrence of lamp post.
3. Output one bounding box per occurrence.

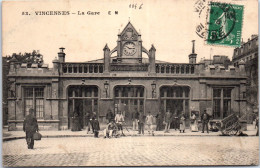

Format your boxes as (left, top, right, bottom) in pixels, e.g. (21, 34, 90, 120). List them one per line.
(151, 81, 156, 98)
(104, 81, 109, 98)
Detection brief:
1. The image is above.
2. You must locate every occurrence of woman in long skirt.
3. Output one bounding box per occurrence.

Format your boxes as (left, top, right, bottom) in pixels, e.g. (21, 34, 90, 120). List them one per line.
(190, 112, 199, 132)
(179, 114, 185, 133)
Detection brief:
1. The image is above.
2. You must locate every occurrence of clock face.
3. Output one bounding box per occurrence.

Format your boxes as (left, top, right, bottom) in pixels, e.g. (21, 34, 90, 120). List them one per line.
(123, 42, 137, 56)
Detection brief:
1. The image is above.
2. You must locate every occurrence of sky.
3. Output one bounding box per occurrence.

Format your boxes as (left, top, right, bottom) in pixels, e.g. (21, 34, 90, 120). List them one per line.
(2, 0, 258, 67)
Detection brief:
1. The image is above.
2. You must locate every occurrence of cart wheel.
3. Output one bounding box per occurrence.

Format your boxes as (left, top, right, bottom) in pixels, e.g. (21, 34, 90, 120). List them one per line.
(229, 129, 238, 135)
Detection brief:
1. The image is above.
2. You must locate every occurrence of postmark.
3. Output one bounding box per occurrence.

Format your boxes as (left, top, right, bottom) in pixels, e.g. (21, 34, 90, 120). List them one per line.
(206, 2, 243, 47)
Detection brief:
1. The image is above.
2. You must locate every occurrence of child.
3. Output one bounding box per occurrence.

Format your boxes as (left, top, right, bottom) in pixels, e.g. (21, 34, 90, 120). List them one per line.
(92, 118, 100, 138)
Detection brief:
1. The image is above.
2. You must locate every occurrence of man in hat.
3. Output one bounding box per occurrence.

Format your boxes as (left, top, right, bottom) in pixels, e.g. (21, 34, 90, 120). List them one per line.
(132, 108, 139, 131)
(201, 109, 210, 133)
(106, 109, 114, 123)
(92, 117, 100, 138)
(23, 108, 39, 149)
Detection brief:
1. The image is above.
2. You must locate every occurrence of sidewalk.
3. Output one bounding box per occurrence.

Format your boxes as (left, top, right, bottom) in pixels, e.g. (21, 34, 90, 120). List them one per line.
(3, 124, 258, 141)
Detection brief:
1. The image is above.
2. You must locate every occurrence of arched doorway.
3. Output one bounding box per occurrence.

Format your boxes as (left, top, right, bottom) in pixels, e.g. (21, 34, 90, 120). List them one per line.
(67, 85, 99, 129)
(160, 86, 190, 128)
(114, 85, 145, 125)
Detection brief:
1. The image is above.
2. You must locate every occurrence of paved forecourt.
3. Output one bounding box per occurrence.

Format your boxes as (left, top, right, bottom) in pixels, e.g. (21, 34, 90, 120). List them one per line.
(3, 136, 259, 166)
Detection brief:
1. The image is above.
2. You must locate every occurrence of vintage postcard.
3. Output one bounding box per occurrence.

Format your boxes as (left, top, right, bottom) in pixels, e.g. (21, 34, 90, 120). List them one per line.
(2, 0, 259, 167)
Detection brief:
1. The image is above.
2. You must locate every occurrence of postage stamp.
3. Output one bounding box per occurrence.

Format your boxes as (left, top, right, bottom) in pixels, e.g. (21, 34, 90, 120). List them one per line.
(206, 2, 244, 47)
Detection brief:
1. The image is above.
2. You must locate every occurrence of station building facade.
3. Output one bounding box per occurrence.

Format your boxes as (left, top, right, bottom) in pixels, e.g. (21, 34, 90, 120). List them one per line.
(8, 22, 247, 130)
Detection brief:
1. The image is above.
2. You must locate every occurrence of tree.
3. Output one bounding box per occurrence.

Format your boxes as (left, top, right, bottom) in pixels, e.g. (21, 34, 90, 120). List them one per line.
(8, 50, 43, 67)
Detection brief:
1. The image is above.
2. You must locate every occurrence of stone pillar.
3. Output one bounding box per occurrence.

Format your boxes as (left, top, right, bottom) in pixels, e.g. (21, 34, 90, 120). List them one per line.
(9, 57, 18, 73)
(52, 58, 59, 75)
(238, 60, 246, 75)
(149, 45, 156, 74)
(103, 44, 110, 74)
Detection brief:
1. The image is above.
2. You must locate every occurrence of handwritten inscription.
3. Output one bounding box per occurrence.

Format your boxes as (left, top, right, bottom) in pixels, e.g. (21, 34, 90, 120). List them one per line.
(129, 3, 143, 9)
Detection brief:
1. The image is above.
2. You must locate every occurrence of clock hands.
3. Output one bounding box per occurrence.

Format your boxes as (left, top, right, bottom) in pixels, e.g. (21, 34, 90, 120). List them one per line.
(126, 46, 135, 49)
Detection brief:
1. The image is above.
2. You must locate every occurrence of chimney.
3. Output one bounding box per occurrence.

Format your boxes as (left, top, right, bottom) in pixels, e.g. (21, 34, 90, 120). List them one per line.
(241, 38, 245, 45)
(189, 40, 197, 64)
(149, 44, 156, 74)
(58, 47, 66, 62)
(251, 34, 258, 39)
(103, 44, 110, 74)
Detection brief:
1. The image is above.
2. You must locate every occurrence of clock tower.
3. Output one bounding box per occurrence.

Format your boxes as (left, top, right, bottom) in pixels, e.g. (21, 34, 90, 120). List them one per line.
(112, 22, 143, 64)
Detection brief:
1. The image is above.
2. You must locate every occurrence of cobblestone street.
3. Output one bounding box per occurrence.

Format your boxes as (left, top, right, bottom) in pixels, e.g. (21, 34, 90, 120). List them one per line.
(3, 136, 259, 166)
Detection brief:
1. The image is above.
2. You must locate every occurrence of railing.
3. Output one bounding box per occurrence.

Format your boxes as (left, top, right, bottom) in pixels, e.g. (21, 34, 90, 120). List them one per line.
(110, 64, 149, 71)
(61, 63, 104, 74)
(155, 64, 196, 74)
(61, 63, 197, 74)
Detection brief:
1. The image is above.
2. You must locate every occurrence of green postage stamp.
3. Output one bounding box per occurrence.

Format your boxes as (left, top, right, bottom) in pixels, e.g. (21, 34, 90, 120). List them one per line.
(207, 2, 244, 47)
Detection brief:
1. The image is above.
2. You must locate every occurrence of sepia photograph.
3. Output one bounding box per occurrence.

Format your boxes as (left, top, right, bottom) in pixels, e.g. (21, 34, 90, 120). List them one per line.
(2, 0, 259, 166)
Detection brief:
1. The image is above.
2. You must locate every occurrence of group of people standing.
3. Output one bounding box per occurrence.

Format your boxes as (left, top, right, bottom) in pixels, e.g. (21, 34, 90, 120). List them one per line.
(22, 108, 212, 149)
(154, 109, 210, 133)
(131, 110, 154, 135)
(161, 110, 187, 133)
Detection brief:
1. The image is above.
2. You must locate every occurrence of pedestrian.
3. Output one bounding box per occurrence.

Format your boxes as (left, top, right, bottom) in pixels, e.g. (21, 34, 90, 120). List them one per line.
(146, 111, 154, 135)
(172, 111, 179, 130)
(106, 109, 114, 123)
(92, 118, 100, 138)
(155, 111, 163, 131)
(115, 111, 125, 136)
(90, 111, 97, 133)
(132, 108, 139, 131)
(255, 116, 259, 129)
(201, 110, 210, 133)
(85, 112, 91, 134)
(103, 119, 118, 138)
(190, 112, 198, 132)
(179, 114, 185, 133)
(138, 112, 145, 134)
(256, 115, 259, 136)
(164, 110, 172, 133)
(72, 112, 81, 131)
(23, 108, 39, 149)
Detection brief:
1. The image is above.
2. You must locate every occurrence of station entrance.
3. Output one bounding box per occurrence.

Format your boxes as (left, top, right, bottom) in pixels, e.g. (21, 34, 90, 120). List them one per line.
(160, 86, 190, 128)
(114, 85, 145, 125)
(68, 85, 98, 129)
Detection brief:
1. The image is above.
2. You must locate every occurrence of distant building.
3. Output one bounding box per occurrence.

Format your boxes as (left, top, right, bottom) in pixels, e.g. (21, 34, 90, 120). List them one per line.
(199, 55, 231, 69)
(232, 35, 258, 123)
(7, 22, 247, 131)
(2, 57, 10, 126)
(233, 35, 258, 67)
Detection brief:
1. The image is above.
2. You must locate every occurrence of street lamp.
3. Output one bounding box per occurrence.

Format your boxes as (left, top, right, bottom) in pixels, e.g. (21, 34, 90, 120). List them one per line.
(81, 79, 85, 85)
(151, 81, 156, 98)
(104, 81, 109, 98)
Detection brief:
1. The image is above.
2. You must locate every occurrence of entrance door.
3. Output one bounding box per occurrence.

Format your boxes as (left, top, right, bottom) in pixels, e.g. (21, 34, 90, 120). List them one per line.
(160, 86, 190, 128)
(68, 85, 99, 129)
(114, 86, 144, 126)
(167, 99, 184, 116)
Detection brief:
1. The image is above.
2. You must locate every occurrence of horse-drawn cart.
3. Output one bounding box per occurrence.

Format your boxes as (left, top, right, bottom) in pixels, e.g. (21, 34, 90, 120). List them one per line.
(218, 113, 241, 135)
